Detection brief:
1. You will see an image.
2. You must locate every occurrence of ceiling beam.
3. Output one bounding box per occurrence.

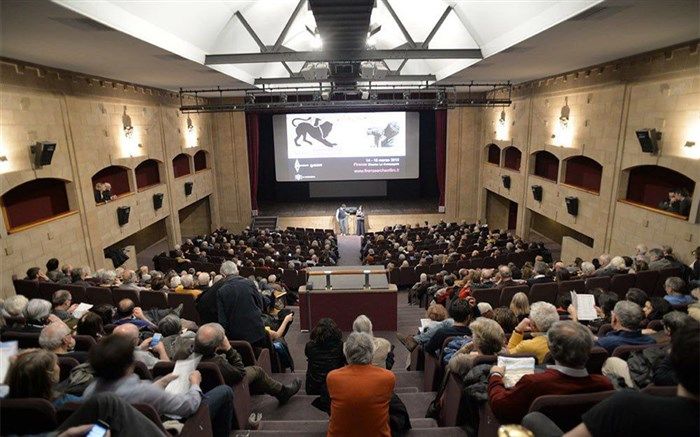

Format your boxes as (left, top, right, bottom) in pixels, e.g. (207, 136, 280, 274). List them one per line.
(273, 0, 307, 52)
(234, 11, 267, 52)
(206, 48, 482, 64)
(380, 0, 416, 48)
(254, 74, 436, 85)
(422, 6, 452, 48)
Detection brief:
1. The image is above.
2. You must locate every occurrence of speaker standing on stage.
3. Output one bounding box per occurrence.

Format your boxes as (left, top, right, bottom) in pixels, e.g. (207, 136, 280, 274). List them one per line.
(356, 206, 366, 236)
(336, 204, 348, 235)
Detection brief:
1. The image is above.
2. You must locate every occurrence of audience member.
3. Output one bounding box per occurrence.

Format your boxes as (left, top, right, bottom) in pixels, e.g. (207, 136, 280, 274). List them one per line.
(423, 298, 477, 357)
(509, 292, 530, 321)
(506, 301, 559, 364)
(447, 317, 506, 375)
(594, 301, 656, 354)
(76, 311, 106, 340)
(663, 276, 695, 306)
(112, 323, 169, 369)
(51, 289, 77, 321)
(39, 320, 88, 362)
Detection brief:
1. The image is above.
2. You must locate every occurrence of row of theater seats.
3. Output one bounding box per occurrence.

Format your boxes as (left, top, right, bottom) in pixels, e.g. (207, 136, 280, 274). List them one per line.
(411, 267, 683, 310)
(11, 277, 201, 324)
(408, 333, 675, 435)
(387, 250, 542, 287)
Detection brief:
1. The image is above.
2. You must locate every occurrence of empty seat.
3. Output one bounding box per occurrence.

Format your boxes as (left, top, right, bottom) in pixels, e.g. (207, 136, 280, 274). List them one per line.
(111, 287, 140, 306)
(12, 279, 41, 300)
(399, 267, 417, 288)
(84, 287, 114, 306)
(529, 283, 558, 304)
(140, 290, 169, 310)
(38, 282, 87, 303)
(610, 274, 636, 299)
(0, 398, 57, 435)
(634, 270, 658, 295)
(167, 292, 200, 324)
(585, 276, 611, 292)
(472, 288, 500, 309)
(557, 280, 585, 298)
(528, 391, 615, 433)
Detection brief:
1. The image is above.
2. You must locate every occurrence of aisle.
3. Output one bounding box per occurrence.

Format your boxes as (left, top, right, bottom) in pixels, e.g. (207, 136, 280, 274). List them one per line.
(336, 235, 362, 266)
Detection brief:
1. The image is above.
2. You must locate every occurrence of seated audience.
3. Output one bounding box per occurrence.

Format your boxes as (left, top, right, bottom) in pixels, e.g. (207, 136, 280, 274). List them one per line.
(4, 348, 82, 408)
(1, 294, 28, 326)
(76, 311, 106, 340)
(46, 258, 67, 283)
(524, 319, 699, 437)
(423, 298, 477, 357)
(83, 334, 235, 437)
(113, 299, 157, 331)
(39, 320, 88, 362)
(489, 320, 613, 424)
(509, 292, 530, 322)
(51, 289, 77, 322)
(448, 317, 507, 375)
(352, 315, 393, 369)
(305, 318, 346, 399)
(327, 332, 396, 437)
(112, 323, 169, 369)
(493, 307, 518, 334)
(158, 314, 195, 360)
(20, 298, 55, 332)
(648, 248, 673, 271)
(663, 276, 695, 306)
(507, 301, 559, 364)
(527, 262, 553, 286)
(594, 301, 656, 354)
(194, 323, 301, 403)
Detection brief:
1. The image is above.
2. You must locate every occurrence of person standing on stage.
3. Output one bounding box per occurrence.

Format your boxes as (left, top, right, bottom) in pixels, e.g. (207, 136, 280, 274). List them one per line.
(336, 204, 348, 235)
(356, 206, 366, 236)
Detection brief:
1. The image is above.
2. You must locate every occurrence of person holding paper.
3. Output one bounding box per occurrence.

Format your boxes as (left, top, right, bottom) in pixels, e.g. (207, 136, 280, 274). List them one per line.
(84, 334, 235, 437)
(487, 321, 613, 424)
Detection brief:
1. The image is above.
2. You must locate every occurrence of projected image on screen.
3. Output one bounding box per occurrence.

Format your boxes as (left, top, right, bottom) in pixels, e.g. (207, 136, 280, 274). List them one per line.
(286, 112, 406, 159)
(274, 111, 419, 182)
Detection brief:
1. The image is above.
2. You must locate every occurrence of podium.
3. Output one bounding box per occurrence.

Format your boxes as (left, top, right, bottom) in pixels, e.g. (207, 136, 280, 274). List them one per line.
(299, 266, 397, 332)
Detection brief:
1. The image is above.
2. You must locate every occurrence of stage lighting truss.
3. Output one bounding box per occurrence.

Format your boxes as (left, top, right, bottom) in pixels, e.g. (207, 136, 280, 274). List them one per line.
(178, 81, 512, 113)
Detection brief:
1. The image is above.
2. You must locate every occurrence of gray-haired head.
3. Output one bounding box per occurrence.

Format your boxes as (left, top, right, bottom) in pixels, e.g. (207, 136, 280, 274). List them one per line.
(662, 311, 691, 336)
(498, 265, 512, 279)
(39, 321, 72, 351)
(613, 300, 644, 330)
(1, 295, 29, 318)
(25, 298, 52, 321)
(158, 314, 182, 337)
(648, 248, 663, 261)
(194, 323, 226, 356)
(547, 320, 594, 368)
(529, 301, 560, 332)
(352, 315, 374, 337)
(533, 261, 548, 275)
(665, 277, 685, 294)
(343, 331, 375, 365)
(220, 261, 239, 277)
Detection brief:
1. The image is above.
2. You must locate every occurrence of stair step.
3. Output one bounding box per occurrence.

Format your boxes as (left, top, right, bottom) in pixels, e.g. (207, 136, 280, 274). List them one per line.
(245, 428, 467, 436)
(271, 371, 424, 390)
(250, 392, 436, 421)
(258, 418, 438, 431)
(294, 386, 418, 395)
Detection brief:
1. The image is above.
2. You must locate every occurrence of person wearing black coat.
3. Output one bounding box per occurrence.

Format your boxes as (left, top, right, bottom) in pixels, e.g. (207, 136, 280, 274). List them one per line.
(217, 274, 267, 348)
(305, 318, 346, 397)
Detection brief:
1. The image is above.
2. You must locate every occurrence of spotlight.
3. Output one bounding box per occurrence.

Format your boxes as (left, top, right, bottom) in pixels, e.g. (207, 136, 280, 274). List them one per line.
(311, 32, 322, 49)
(684, 141, 696, 148)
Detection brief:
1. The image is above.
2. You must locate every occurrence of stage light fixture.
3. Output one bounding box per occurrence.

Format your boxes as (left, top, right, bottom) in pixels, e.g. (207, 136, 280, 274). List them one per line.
(0, 155, 7, 162)
(311, 32, 322, 49)
(684, 141, 696, 148)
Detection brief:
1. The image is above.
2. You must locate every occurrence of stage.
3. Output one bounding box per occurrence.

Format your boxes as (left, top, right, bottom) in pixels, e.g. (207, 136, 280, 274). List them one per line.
(258, 198, 439, 217)
(299, 265, 398, 332)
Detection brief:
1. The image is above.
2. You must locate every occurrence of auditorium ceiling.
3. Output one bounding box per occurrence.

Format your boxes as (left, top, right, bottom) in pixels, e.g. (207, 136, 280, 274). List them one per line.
(0, 0, 698, 91)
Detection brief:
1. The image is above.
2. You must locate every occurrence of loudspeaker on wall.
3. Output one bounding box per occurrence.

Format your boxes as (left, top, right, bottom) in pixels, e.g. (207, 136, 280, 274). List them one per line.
(635, 128, 661, 154)
(153, 193, 164, 210)
(184, 182, 193, 196)
(565, 196, 579, 216)
(532, 185, 543, 202)
(502, 175, 511, 189)
(30, 141, 56, 168)
(117, 206, 131, 226)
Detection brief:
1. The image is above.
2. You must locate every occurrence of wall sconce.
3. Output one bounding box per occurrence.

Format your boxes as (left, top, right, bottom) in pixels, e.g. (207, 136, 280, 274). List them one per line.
(559, 97, 570, 127)
(186, 115, 194, 133)
(122, 106, 133, 138)
(0, 155, 7, 162)
(499, 110, 506, 126)
(685, 141, 696, 148)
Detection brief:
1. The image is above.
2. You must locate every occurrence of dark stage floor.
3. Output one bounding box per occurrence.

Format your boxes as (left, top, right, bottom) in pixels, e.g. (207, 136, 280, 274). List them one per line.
(258, 198, 439, 217)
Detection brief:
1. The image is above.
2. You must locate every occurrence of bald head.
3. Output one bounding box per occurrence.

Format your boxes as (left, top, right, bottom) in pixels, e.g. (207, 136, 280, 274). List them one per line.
(113, 323, 140, 346)
(194, 323, 226, 356)
(117, 299, 135, 318)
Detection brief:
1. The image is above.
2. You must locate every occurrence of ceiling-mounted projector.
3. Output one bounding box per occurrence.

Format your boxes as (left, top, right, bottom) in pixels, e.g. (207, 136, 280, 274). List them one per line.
(301, 62, 330, 81)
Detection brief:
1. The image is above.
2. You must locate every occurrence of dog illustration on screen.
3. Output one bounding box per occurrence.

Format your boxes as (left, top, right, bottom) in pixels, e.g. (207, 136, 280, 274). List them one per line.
(292, 117, 336, 148)
(367, 121, 400, 147)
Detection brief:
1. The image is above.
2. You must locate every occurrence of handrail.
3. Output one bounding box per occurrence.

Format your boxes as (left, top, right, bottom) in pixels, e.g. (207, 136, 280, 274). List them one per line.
(307, 269, 388, 276)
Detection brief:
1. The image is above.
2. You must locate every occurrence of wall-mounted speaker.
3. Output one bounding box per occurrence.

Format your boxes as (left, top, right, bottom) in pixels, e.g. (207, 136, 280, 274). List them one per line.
(153, 193, 164, 210)
(565, 196, 579, 216)
(502, 175, 511, 189)
(117, 206, 131, 226)
(184, 182, 193, 196)
(532, 185, 542, 202)
(30, 141, 56, 168)
(635, 128, 661, 154)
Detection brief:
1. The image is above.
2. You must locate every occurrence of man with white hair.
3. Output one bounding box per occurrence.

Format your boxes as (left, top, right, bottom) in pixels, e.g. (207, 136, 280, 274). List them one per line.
(506, 301, 560, 364)
(117, 270, 143, 291)
(327, 332, 395, 437)
(408, 273, 431, 305)
(39, 320, 87, 362)
(196, 261, 239, 325)
(594, 256, 627, 277)
(1, 295, 28, 322)
(352, 315, 393, 369)
(23, 298, 55, 332)
(197, 272, 211, 289)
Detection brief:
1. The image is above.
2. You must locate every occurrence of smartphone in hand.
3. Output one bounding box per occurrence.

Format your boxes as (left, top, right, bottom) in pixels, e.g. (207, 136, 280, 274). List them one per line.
(149, 333, 162, 349)
(86, 420, 110, 437)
